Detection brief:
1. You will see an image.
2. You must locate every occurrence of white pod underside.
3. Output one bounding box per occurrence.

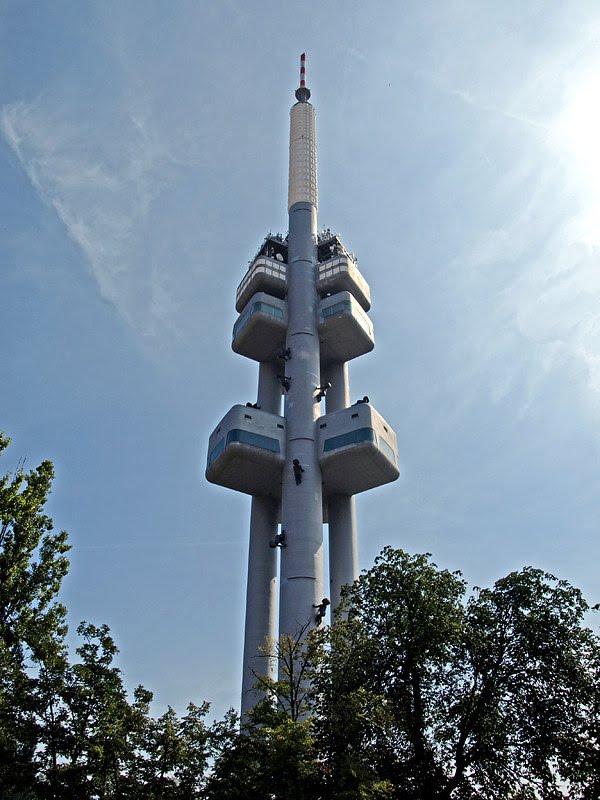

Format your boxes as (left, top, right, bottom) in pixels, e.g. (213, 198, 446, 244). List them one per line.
(288, 102, 318, 211)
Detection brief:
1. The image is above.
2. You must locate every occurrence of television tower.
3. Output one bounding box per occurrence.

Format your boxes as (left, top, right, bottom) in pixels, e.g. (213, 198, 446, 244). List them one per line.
(206, 55, 399, 716)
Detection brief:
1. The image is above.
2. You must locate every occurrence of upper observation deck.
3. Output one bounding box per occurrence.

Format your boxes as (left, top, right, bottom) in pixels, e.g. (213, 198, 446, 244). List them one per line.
(317, 233, 370, 311)
(235, 232, 370, 310)
(316, 254, 370, 312)
(206, 405, 285, 496)
(235, 236, 288, 312)
(318, 402, 400, 496)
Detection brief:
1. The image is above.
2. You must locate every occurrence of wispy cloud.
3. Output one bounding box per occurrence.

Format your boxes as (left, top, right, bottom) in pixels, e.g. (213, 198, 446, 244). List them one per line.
(1, 94, 189, 343)
(417, 72, 549, 132)
(447, 178, 600, 421)
(405, 22, 600, 420)
(345, 47, 369, 64)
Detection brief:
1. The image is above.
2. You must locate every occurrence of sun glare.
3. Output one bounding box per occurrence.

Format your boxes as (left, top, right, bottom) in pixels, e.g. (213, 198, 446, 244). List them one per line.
(553, 71, 600, 243)
(556, 72, 600, 180)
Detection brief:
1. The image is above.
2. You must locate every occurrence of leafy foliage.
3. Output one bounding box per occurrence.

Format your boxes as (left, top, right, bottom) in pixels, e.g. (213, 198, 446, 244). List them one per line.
(206, 704, 320, 800)
(0, 435, 217, 799)
(312, 547, 600, 799)
(1, 433, 599, 798)
(212, 548, 600, 799)
(0, 432, 71, 795)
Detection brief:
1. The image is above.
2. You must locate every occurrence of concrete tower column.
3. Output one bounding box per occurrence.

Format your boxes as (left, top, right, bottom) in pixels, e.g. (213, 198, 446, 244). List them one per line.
(324, 362, 359, 614)
(279, 86, 324, 640)
(240, 363, 281, 717)
(279, 201, 323, 637)
(257, 362, 282, 413)
(324, 361, 350, 410)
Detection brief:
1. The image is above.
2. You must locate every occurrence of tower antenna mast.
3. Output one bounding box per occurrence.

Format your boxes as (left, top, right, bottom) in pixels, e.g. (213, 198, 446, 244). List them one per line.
(296, 52, 311, 102)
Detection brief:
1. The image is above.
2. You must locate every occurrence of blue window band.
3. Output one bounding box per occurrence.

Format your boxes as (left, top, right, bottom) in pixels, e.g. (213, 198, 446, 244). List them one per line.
(321, 300, 351, 319)
(323, 427, 376, 452)
(378, 436, 396, 463)
(233, 301, 285, 339)
(208, 438, 225, 465)
(226, 429, 280, 453)
(320, 299, 372, 336)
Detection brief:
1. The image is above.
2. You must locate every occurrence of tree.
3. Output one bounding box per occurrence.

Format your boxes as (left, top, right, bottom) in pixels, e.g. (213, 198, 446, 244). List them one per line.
(172, 701, 213, 798)
(206, 704, 320, 800)
(0, 434, 215, 799)
(312, 547, 600, 799)
(3, 431, 597, 798)
(132, 700, 212, 799)
(250, 620, 318, 722)
(46, 622, 153, 799)
(0, 433, 70, 797)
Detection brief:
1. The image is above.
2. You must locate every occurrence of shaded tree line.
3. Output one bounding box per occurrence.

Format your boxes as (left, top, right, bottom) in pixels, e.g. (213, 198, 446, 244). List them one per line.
(0, 433, 225, 799)
(1, 432, 599, 799)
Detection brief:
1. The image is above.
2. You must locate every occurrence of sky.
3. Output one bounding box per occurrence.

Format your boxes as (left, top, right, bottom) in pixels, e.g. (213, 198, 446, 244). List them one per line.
(2, 0, 600, 720)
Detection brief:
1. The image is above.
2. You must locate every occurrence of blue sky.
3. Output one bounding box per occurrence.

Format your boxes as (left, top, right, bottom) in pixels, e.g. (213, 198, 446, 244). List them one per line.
(2, 1, 600, 718)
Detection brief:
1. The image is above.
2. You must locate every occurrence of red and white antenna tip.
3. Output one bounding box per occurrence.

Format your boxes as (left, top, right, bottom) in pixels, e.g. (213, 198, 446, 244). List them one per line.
(295, 53, 311, 102)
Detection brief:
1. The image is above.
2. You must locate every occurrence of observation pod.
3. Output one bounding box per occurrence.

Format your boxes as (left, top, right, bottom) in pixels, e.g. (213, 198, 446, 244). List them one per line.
(206, 405, 285, 496)
(318, 403, 399, 496)
(318, 291, 375, 364)
(236, 253, 288, 313)
(232, 292, 287, 363)
(317, 254, 371, 312)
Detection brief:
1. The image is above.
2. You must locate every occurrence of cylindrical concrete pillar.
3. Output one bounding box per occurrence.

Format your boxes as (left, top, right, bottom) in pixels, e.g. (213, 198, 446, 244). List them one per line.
(324, 361, 359, 615)
(328, 494, 358, 613)
(241, 495, 279, 716)
(240, 363, 281, 717)
(279, 93, 324, 641)
(257, 362, 282, 414)
(279, 198, 324, 639)
(324, 362, 350, 410)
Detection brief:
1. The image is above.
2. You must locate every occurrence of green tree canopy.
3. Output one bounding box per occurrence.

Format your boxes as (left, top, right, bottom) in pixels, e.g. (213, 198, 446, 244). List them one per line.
(311, 547, 600, 799)
(2, 433, 598, 798)
(0, 432, 71, 795)
(0, 434, 217, 799)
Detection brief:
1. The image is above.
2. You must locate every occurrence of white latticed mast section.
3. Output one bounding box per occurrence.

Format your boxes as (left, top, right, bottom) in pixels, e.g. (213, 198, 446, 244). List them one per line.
(288, 101, 318, 211)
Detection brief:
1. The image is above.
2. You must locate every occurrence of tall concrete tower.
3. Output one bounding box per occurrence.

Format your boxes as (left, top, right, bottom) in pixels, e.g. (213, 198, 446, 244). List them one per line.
(206, 55, 399, 717)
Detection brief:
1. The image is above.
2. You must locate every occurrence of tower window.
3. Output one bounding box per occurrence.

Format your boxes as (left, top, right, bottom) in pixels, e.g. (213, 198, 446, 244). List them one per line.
(321, 299, 352, 319)
(226, 429, 280, 453)
(323, 428, 376, 452)
(233, 300, 285, 340)
(208, 438, 225, 465)
(379, 437, 396, 464)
